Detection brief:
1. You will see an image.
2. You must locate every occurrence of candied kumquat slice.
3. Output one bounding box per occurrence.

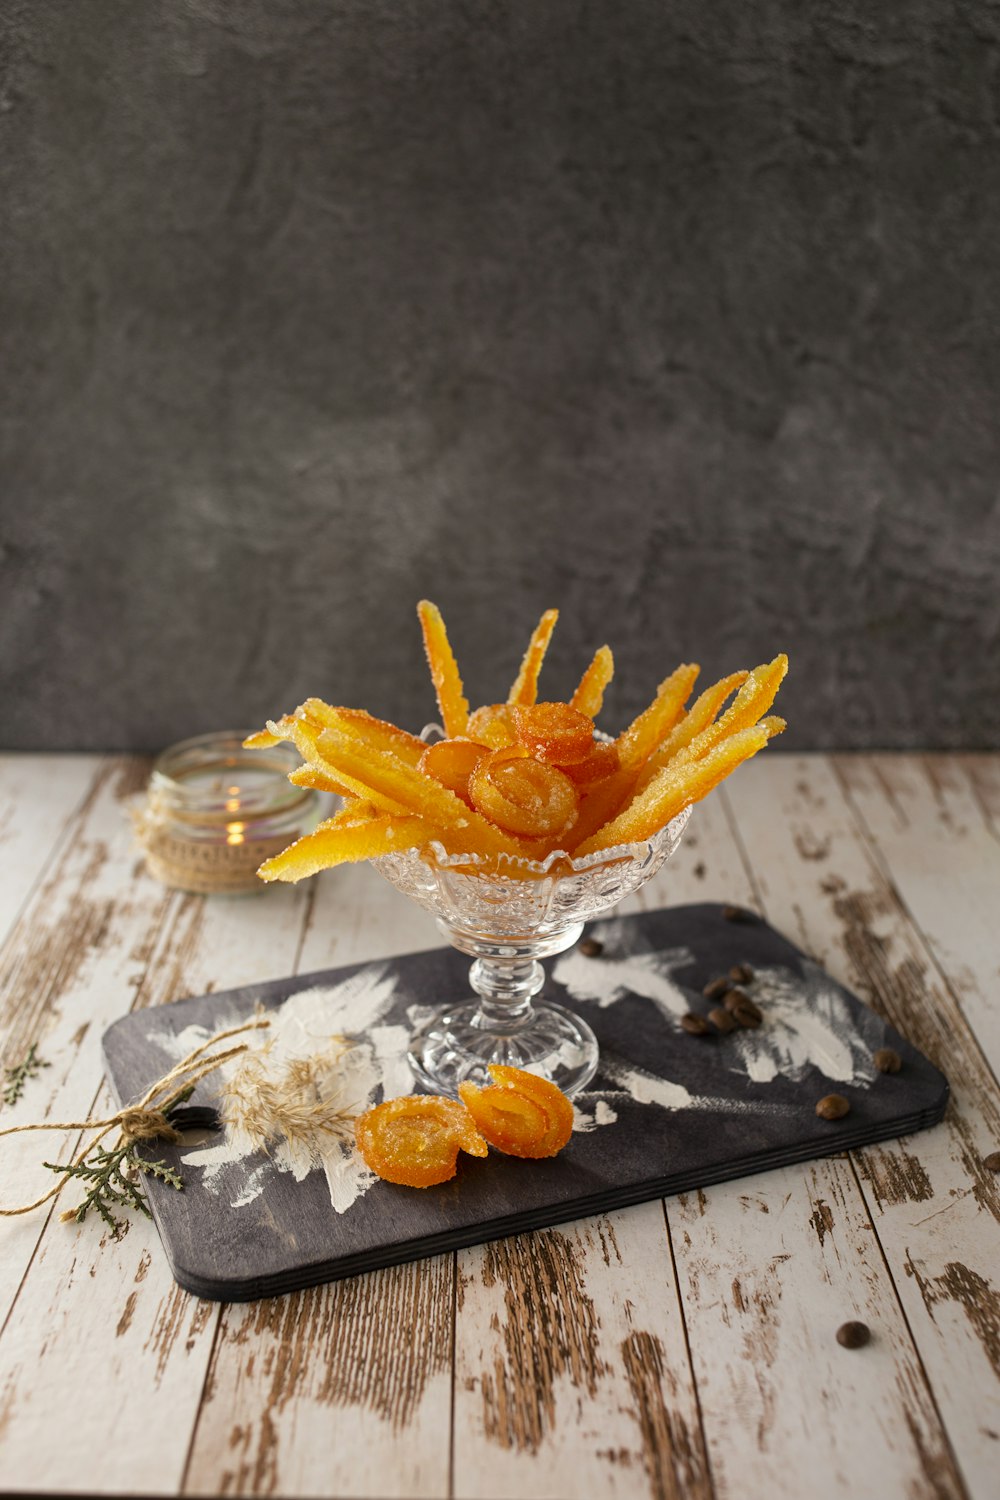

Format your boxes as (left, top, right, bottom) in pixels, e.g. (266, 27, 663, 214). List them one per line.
(510, 702, 595, 766)
(507, 609, 559, 706)
(466, 703, 518, 748)
(562, 740, 619, 789)
(355, 1094, 488, 1187)
(458, 1066, 574, 1158)
(417, 600, 470, 739)
(469, 748, 579, 837)
(419, 738, 488, 804)
(570, 645, 614, 719)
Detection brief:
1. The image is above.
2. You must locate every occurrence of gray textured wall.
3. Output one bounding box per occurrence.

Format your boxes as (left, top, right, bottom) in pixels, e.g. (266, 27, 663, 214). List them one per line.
(2, 1, 999, 751)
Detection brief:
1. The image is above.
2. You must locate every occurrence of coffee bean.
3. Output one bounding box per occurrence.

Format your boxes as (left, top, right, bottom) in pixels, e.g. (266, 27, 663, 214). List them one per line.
(723, 986, 752, 1012)
(816, 1094, 850, 1121)
(873, 1047, 902, 1074)
(579, 937, 604, 957)
(836, 1321, 870, 1349)
(729, 995, 763, 1028)
(708, 1006, 738, 1033)
(703, 975, 733, 1001)
(723, 905, 758, 924)
(681, 1013, 712, 1036)
(984, 1151, 1000, 1173)
(729, 962, 754, 983)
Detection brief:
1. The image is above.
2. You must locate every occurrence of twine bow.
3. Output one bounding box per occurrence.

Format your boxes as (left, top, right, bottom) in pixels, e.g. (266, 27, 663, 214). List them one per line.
(0, 1015, 272, 1220)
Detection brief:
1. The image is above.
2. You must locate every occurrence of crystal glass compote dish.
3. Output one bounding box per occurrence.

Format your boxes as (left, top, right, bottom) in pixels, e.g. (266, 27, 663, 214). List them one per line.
(373, 804, 691, 1098)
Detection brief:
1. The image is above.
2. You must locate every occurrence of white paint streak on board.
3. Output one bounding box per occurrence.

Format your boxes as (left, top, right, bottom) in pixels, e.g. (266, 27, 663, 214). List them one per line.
(148, 966, 411, 1213)
(553, 943, 693, 1018)
(731, 963, 882, 1086)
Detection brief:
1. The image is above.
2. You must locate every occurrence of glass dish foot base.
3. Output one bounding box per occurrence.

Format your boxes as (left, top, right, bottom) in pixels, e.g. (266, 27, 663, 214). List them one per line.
(408, 1001, 599, 1099)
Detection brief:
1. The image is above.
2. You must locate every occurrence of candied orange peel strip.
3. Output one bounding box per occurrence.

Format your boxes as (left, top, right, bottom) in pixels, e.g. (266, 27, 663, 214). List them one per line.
(615, 662, 700, 772)
(645, 670, 750, 778)
(247, 600, 788, 881)
(257, 813, 433, 883)
(418, 600, 470, 739)
(287, 764, 355, 798)
(316, 730, 527, 857)
(570, 645, 614, 719)
(263, 716, 412, 816)
(300, 702, 427, 767)
(678, 655, 788, 765)
(507, 609, 559, 706)
(576, 717, 786, 854)
(355, 1094, 488, 1188)
(458, 1065, 574, 1158)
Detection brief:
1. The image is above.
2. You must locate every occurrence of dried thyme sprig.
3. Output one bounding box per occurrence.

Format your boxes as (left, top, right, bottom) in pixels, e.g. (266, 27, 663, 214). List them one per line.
(3, 1044, 50, 1106)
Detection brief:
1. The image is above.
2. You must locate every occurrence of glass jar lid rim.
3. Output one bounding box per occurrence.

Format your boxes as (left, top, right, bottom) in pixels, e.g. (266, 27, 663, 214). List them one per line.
(150, 730, 312, 815)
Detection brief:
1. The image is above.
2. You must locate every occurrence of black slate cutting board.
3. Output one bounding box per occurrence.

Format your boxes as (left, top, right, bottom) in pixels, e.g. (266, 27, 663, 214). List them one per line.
(102, 903, 948, 1301)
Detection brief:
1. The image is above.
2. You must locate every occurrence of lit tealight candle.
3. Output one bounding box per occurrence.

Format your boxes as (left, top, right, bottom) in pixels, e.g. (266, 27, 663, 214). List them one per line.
(136, 732, 320, 895)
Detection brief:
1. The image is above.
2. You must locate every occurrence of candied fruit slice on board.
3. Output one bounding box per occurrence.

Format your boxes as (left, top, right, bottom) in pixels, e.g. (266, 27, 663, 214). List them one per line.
(355, 1094, 488, 1187)
(459, 1066, 574, 1158)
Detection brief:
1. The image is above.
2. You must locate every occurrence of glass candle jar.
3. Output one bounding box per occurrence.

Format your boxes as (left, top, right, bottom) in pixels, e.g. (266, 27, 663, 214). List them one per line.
(137, 731, 320, 895)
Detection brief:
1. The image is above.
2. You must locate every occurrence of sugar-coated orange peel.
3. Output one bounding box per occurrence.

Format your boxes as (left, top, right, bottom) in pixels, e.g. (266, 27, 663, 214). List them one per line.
(417, 600, 470, 739)
(355, 1067, 576, 1188)
(247, 600, 788, 880)
(458, 1066, 575, 1159)
(510, 702, 595, 765)
(468, 747, 579, 837)
(354, 1094, 488, 1188)
(418, 738, 486, 805)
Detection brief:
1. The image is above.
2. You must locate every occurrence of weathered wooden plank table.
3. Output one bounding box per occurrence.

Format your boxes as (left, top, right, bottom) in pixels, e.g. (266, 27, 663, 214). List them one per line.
(1, 752, 998, 1500)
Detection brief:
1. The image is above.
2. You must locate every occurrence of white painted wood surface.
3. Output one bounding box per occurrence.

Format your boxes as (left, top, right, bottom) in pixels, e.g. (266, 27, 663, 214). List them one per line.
(0, 752, 997, 1500)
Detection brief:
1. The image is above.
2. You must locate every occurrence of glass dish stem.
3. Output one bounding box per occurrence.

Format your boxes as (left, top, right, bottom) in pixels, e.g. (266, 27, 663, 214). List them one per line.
(445, 920, 585, 1026)
(406, 918, 595, 1095)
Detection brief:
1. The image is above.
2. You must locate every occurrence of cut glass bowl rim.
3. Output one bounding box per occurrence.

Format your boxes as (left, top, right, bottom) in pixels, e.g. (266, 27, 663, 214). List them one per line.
(377, 803, 693, 881)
